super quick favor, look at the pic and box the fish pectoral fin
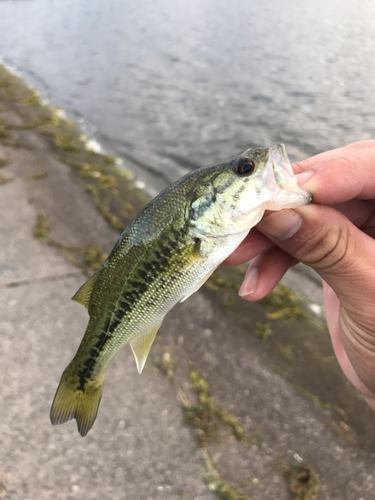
[130,320,163,374]
[72,270,101,310]
[180,267,218,303]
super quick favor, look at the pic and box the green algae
[28,171,48,180]
[0,174,12,186]
[187,370,251,500]
[54,243,107,275]
[0,157,10,168]
[52,131,81,152]
[274,342,293,362]
[77,245,108,273]
[260,283,307,322]
[32,212,50,241]
[98,204,123,231]
[32,212,107,275]
[0,474,6,499]
[279,462,321,500]
[0,117,10,139]
[254,321,272,340]
[23,92,41,106]
[203,473,251,500]
[287,377,348,423]
[0,63,149,240]
[329,419,357,444]
[187,367,248,445]
[206,266,318,327]
[158,353,253,500]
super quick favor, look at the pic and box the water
[0,0,374,193]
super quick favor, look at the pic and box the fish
[50,144,312,436]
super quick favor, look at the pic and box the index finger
[292,141,375,175]
[297,145,375,204]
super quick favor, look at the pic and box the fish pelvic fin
[50,367,105,437]
[72,270,101,310]
[130,320,163,374]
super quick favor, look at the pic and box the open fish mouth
[261,143,312,209]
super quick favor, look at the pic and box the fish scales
[50,144,312,436]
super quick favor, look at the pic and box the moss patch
[0,63,150,237]
[186,368,248,445]
[32,212,107,275]
[0,117,10,139]
[28,171,48,180]
[0,174,12,186]
[159,353,252,500]
[279,462,321,500]
[203,471,251,500]
[32,212,50,241]
[0,157,10,168]
[260,283,307,322]
[52,131,81,152]
[288,378,348,424]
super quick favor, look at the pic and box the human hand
[225,141,375,408]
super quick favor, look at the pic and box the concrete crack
[0,271,82,289]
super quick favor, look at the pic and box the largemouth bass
[51,144,312,436]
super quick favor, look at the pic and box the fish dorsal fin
[72,271,100,310]
[130,320,163,374]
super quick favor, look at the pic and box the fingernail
[257,210,302,241]
[239,266,259,297]
[295,170,314,186]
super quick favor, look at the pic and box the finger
[295,146,375,204]
[292,141,375,175]
[238,246,297,301]
[223,228,274,266]
[255,204,375,315]
[331,200,375,228]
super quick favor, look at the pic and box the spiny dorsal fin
[72,271,100,310]
[130,320,163,374]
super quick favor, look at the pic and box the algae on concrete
[28,171,48,180]
[0,63,149,238]
[0,173,12,186]
[159,352,253,500]
[32,212,107,275]
[32,212,50,242]
[0,157,10,168]
[280,462,321,500]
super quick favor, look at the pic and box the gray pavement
[0,143,214,500]
[1,121,375,500]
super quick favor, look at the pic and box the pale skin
[225,141,375,410]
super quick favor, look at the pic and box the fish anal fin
[180,267,217,303]
[72,271,100,310]
[130,320,163,374]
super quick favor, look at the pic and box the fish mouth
[261,144,312,209]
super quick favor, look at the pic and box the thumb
[255,204,374,313]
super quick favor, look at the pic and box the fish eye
[235,158,256,176]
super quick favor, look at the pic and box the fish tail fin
[50,366,106,437]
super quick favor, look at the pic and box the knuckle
[293,222,353,273]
